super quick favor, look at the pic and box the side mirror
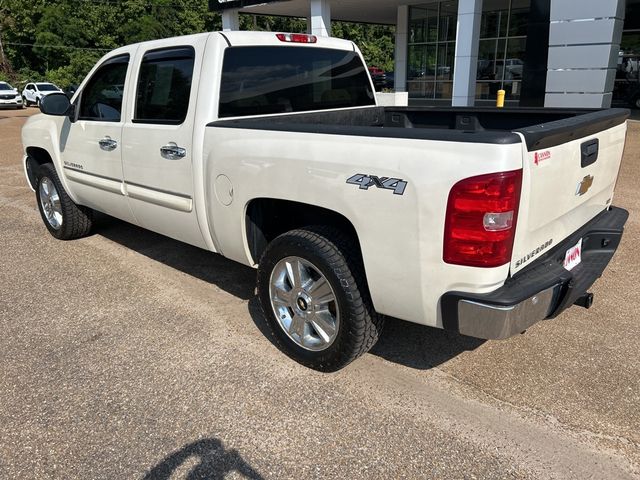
[40,93,71,116]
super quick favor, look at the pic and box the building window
[476,0,530,103]
[621,0,640,55]
[407,2,458,101]
[614,0,640,106]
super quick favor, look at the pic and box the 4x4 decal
[346,174,408,195]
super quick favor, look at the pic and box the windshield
[37,83,59,91]
[0,83,13,90]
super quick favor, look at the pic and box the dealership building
[212,0,640,108]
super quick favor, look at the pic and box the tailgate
[510,109,629,273]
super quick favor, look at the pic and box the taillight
[276,33,317,43]
[444,170,522,268]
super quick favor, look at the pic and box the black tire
[35,163,93,240]
[35,97,40,107]
[257,226,384,372]
[22,96,28,107]
[633,95,640,110]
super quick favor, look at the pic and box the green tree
[46,50,101,87]
[0,0,396,86]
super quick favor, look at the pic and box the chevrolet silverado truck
[22,31,629,371]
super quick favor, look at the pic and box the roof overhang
[210,0,436,25]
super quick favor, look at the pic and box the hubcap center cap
[296,296,309,311]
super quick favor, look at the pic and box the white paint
[510,123,626,274]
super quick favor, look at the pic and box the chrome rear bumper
[457,286,558,339]
[441,206,628,340]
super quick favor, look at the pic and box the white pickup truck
[22,31,629,371]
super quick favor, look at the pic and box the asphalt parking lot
[1,107,639,479]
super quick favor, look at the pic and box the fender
[21,114,81,204]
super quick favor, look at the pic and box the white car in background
[21,82,63,107]
[0,81,24,109]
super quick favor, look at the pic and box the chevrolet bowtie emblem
[576,175,594,196]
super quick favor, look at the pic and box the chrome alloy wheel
[39,177,63,229]
[269,256,340,351]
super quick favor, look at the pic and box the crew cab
[21,82,63,107]
[22,32,629,371]
[0,81,24,109]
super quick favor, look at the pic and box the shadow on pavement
[95,214,256,300]
[143,438,264,480]
[96,214,482,370]
[370,317,485,370]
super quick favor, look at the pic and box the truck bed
[211,106,629,149]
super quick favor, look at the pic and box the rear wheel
[257,226,383,371]
[35,163,93,240]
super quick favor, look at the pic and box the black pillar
[519,0,551,107]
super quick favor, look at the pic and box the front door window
[78,55,129,122]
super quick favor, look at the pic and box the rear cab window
[219,46,375,118]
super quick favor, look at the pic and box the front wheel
[35,163,93,240]
[257,226,383,371]
[22,96,29,107]
[633,95,640,110]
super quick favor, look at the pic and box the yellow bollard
[496,89,505,108]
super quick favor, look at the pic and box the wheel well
[246,198,361,264]
[25,147,53,190]
[26,147,53,166]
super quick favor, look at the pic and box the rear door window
[219,46,375,118]
[134,47,195,125]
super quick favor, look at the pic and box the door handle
[98,136,118,151]
[160,142,186,160]
[581,138,599,168]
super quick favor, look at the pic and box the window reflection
[407,2,457,100]
[476,0,530,102]
[613,0,640,106]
